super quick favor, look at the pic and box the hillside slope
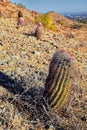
[0,1,87,130]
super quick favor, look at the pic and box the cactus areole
[44,50,74,110]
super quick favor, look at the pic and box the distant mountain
[63,12,87,21]
[62,12,87,15]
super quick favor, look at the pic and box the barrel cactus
[44,50,74,110]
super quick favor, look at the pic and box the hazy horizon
[10,0,87,14]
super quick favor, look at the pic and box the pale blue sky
[10,0,87,13]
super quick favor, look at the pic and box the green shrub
[35,13,57,31]
[17,3,26,9]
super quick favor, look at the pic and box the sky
[10,0,87,14]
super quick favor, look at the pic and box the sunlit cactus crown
[44,50,74,110]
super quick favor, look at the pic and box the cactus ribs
[44,50,74,110]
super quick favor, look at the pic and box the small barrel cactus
[44,50,74,110]
[34,22,44,40]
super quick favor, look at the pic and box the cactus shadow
[23,32,35,37]
[0,71,64,130]
[0,71,24,94]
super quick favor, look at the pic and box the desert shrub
[77,19,87,24]
[35,13,57,31]
[56,20,65,25]
[70,23,83,29]
[17,3,25,9]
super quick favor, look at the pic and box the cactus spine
[44,50,74,110]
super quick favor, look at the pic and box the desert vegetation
[77,19,87,24]
[0,1,87,130]
[35,13,57,31]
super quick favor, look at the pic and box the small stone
[48,125,55,130]
[35,51,41,56]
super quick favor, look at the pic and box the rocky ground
[0,13,87,130]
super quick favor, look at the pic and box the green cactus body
[44,50,73,110]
